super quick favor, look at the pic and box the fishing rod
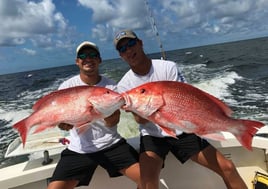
[144,0,166,60]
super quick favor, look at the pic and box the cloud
[0,0,68,47]
[50,0,266,56]
[22,48,36,55]
[1,0,268,50]
[78,0,150,40]
[159,0,268,36]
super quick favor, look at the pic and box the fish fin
[158,125,177,138]
[32,90,59,111]
[176,120,196,132]
[201,133,226,141]
[148,95,165,116]
[182,82,233,116]
[234,119,265,151]
[202,92,233,116]
[13,118,28,147]
[76,123,92,134]
[73,103,96,134]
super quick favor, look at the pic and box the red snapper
[122,81,264,150]
[13,86,124,147]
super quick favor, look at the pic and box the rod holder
[42,150,53,165]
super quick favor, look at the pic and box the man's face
[76,48,101,75]
[117,38,142,66]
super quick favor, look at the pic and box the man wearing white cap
[47,41,141,189]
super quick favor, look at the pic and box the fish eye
[140,88,146,93]
[106,90,110,94]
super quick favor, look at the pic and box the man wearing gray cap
[47,41,141,189]
[115,29,247,189]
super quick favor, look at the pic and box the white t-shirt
[58,75,122,153]
[117,59,186,138]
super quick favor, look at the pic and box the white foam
[194,71,242,101]
[0,109,31,125]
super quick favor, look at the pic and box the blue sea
[0,37,268,168]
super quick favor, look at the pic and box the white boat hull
[2,127,268,189]
[1,137,268,189]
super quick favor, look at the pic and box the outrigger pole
[144,0,166,60]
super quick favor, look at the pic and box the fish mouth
[121,93,131,110]
[118,96,126,107]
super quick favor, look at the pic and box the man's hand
[58,123,73,131]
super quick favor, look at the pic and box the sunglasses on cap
[117,38,138,53]
[77,52,99,60]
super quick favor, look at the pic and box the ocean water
[0,37,268,168]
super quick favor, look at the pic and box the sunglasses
[117,38,138,53]
[77,52,99,60]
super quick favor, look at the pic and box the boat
[1,1,267,188]
[1,125,268,189]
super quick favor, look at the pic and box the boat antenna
[144,0,166,60]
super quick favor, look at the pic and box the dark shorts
[140,133,210,164]
[50,138,139,186]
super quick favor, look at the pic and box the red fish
[13,86,124,147]
[122,81,265,150]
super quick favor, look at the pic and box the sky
[1,0,268,75]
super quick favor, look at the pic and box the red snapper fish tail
[234,119,265,150]
[13,118,29,147]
